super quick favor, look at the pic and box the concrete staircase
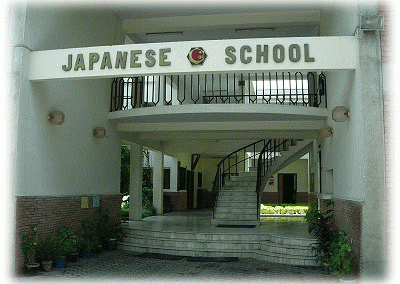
[211,169,259,226]
[211,139,313,227]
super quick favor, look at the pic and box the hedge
[260,204,309,215]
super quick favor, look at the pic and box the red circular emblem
[187,47,207,65]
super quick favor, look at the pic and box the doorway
[186,170,195,210]
[278,173,297,204]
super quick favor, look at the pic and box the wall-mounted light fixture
[320,126,333,138]
[360,14,384,32]
[332,106,350,122]
[48,110,65,125]
[93,127,107,138]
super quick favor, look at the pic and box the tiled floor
[20,211,335,283]
[25,249,336,283]
[127,209,314,240]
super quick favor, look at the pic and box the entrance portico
[12,2,387,278]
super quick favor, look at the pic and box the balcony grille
[110,72,326,112]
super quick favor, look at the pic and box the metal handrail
[211,139,268,218]
[110,72,326,112]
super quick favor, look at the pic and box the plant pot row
[35,239,118,273]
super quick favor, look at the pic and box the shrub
[36,235,58,262]
[55,226,81,256]
[305,202,354,277]
[329,230,355,277]
[142,187,156,218]
[80,207,125,248]
[21,228,38,264]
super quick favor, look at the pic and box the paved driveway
[23,249,336,283]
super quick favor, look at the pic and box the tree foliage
[120,146,130,195]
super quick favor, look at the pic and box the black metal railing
[255,139,293,218]
[110,72,326,112]
[211,139,269,218]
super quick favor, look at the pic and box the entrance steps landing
[120,211,317,267]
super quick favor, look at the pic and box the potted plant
[36,235,58,272]
[79,239,94,259]
[101,214,125,251]
[21,227,40,270]
[53,235,67,268]
[80,217,100,257]
[57,226,81,262]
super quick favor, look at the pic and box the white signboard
[29,36,358,81]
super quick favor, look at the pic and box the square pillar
[152,150,164,215]
[129,142,143,220]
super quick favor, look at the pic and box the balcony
[108,71,328,155]
[110,71,326,112]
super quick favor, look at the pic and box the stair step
[217,196,257,202]
[210,219,260,226]
[230,175,257,182]
[215,207,257,214]
[224,181,256,187]
[216,202,257,208]
[213,212,258,218]
[121,221,317,267]
[221,189,255,193]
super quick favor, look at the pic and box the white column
[152,150,164,215]
[129,142,143,220]
[313,139,320,195]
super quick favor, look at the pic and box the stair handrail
[211,138,269,218]
[256,139,291,218]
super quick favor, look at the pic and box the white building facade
[11,1,389,278]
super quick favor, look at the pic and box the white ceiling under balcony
[111,2,321,44]
[111,104,328,157]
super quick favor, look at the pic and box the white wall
[13,5,123,196]
[318,4,367,201]
[163,155,178,192]
[320,4,359,37]
[320,70,366,201]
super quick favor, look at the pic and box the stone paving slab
[20,249,337,283]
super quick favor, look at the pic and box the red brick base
[332,198,362,274]
[14,194,121,275]
[319,198,362,274]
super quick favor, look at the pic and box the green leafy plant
[329,230,354,277]
[80,207,125,249]
[55,226,81,256]
[36,235,58,262]
[21,228,38,264]
[305,202,354,277]
[305,202,337,265]
[142,187,156,218]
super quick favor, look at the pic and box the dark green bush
[305,202,355,277]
